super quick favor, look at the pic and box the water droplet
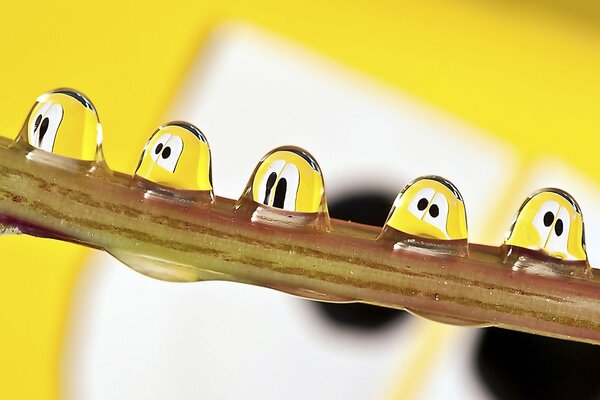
[505,188,587,261]
[504,188,590,278]
[134,121,214,203]
[16,88,103,162]
[236,146,330,231]
[109,249,226,282]
[434,293,440,301]
[378,175,468,257]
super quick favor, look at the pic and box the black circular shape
[544,211,554,227]
[555,219,564,237]
[429,204,440,218]
[317,302,403,331]
[313,191,407,331]
[476,328,600,400]
[155,143,163,155]
[329,192,395,226]
[162,146,171,159]
[417,198,428,211]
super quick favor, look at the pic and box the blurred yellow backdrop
[0,0,599,398]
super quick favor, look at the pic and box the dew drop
[109,249,226,282]
[133,121,214,203]
[17,88,103,162]
[235,145,330,231]
[504,188,589,274]
[378,175,468,257]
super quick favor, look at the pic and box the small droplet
[378,175,468,257]
[134,121,214,202]
[17,88,103,161]
[505,188,587,262]
[110,249,224,282]
[236,146,330,230]
[0,221,21,236]
[434,293,440,301]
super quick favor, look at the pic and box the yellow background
[0,1,599,398]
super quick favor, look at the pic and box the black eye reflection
[263,172,277,204]
[555,219,564,236]
[39,118,49,141]
[34,114,42,131]
[273,178,287,209]
[154,143,172,159]
[417,197,439,218]
[544,211,554,227]
[543,211,564,237]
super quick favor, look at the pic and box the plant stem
[1,137,599,344]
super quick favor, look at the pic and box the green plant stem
[1,137,600,344]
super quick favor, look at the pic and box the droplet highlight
[237,146,330,230]
[0,221,21,236]
[505,188,587,262]
[379,176,468,256]
[134,122,213,200]
[18,88,102,161]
